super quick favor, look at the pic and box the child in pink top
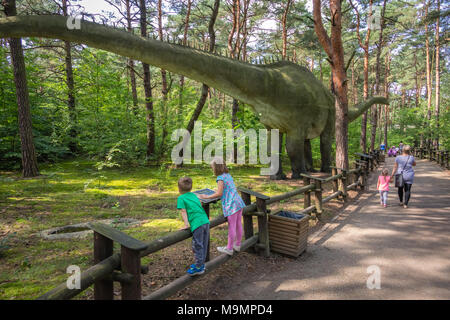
[377,169,392,207]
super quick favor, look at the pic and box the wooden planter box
[268,211,309,257]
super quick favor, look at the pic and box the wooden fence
[412,147,450,170]
[37,151,383,300]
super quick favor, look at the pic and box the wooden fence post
[121,246,142,300]
[93,232,114,300]
[303,176,311,209]
[331,168,338,193]
[256,197,270,257]
[88,223,147,300]
[313,180,323,217]
[338,169,348,201]
[240,191,254,253]
[201,202,211,262]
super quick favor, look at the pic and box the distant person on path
[391,145,416,209]
[177,177,210,276]
[388,146,396,157]
[380,143,386,153]
[198,156,246,256]
[377,169,392,208]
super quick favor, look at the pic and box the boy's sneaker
[383,204,387,208]
[217,246,233,256]
[233,244,241,252]
[187,264,205,276]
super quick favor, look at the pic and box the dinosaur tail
[348,96,389,122]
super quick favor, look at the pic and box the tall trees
[349,0,373,153]
[185,0,220,136]
[434,0,440,147]
[139,0,155,159]
[424,0,433,146]
[125,0,139,115]
[178,0,192,126]
[2,0,39,177]
[62,0,78,154]
[369,0,387,152]
[313,0,349,170]
[228,0,241,135]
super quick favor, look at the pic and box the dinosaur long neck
[0,15,265,105]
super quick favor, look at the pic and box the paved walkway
[223,158,450,299]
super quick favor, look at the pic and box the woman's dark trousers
[398,183,412,205]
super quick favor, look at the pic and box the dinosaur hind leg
[286,134,307,179]
[305,139,317,172]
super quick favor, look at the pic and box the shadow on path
[220,158,450,299]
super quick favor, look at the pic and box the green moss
[0,158,301,300]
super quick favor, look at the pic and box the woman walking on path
[391,145,416,208]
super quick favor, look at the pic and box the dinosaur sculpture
[0,16,388,178]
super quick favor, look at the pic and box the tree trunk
[178,0,192,127]
[351,59,358,106]
[126,0,139,115]
[360,51,369,153]
[281,0,292,59]
[62,0,78,154]
[313,0,349,170]
[434,0,440,147]
[384,51,390,148]
[369,0,386,152]
[158,0,170,159]
[139,0,155,159]
[3,0,39,177]
[424,0,433,146]
[350,0,373,154]
[178,0,220,167]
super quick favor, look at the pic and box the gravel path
[221,158,450,299]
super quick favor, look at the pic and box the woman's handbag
[395,155,410,188]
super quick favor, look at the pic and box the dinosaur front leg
[320,134,332,173]
[320,109,334,173]
[266,127,286,180]
[286,134,307,179]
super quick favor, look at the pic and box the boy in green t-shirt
[177,177,210,276]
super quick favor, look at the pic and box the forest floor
[0,157,363,300]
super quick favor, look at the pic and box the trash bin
[268,210,309,257]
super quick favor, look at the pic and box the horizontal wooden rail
[266,184,316,205]
[37,253,121,300]
[323,191,343,203]
[143,235,259,300]
[37,154,373,300]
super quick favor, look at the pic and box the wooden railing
[412,147,449,170]
[37,151,383,300]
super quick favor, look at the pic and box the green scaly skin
[0,16,388,178]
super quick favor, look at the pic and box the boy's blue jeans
[379,190,388,205]
[192,224,210,268]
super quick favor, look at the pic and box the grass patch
[0,157,305,300]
